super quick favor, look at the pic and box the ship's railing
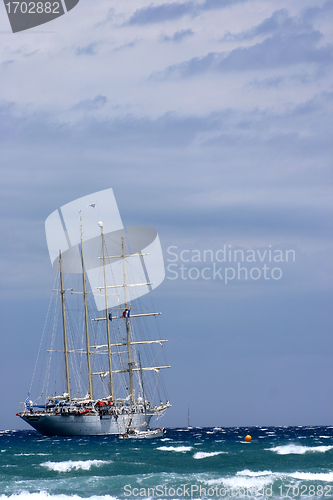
[19,402,26,412]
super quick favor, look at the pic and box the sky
[0,0,332,430]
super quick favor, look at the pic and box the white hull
[20,412,153,436]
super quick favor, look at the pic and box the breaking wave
[41,460,111,472]
[157,446,192,452]
[268,444,333,455]
[0,494,119,500]
[193,451,227,459]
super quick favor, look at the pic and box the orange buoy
[244,435,252,442]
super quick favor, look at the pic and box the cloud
[72,95,108,111]
[75,42,99,56]
[248,76,285,89]
[161,29,194,43]
[1,90,332,161]
[127,0,248,25]
[113,40,138,52]
[95,7,115,28]
[1,59,14,67]
[301,0,333,24]
[127,2,196,25]
[223,8,312,42]
[153,32,333,79]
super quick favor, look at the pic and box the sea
[1,427,333,500]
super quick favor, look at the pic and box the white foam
[201,469,333,491]
[288,472,333,481]
[237,470,273,477]
[41,460,111,472]
[268,444,333,455]
[14,453,49,457]
[0,492,119,500]
[194,451,227,459]
[157,446,192,452]
[205,474,273,490]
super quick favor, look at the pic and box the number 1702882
[5,2,60,14]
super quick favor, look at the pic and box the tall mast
[138,352,146,413]
[80,212,94,400]
[122,236,134,404]
[98,221,114,400]
[59,250,71,401]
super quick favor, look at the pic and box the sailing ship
[17,189,171,436]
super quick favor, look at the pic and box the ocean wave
[41,460,111,472]
[205,474,273,490]
[157,446,192,452]
[237,470,273,477]
[14,453,49,457]
[0,492,119,500]
[268,444,333,455]
[193,451,227,459]
[288,472,333,481]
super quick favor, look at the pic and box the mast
[98,221,114,400]
[59,250,71,401]
[80,212,94,400]
[122,236,134,404]
[138,352,146,413]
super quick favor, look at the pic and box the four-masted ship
[17,190,170,436]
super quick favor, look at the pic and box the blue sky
[0,0,332,429]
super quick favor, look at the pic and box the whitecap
[157,446,192,452]
[205,474,273,490]
[0,492,119,500]
[14,453,35,456]
[288,472,333,481]
[193,451,227,459]
[237,470,273,477]
[268,444,333,455]
[41,459,111,472]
